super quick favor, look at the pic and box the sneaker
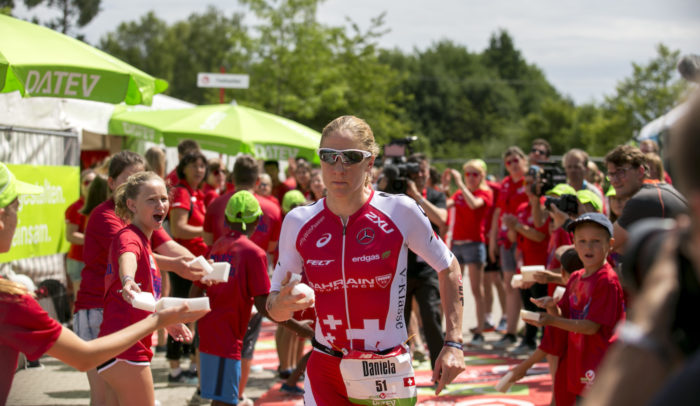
[496,318,508,334]
[238,397,254,406]
[468,333,485,347]
[168,371,198,386]
[280,383,305,395]
[491,333,517,349]
[184,368,198,378]
[469,321,496,334]
[412,349,427,362]
[511,340,537,355]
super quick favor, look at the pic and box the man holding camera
[401,153,448,370]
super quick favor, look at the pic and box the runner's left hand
[432,345,465,395]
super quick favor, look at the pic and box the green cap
[0,162,43,208]
[282,190,306,213]
[605,186,616,197]
[546,183,577,197]
[224,190,262,230]
[577,189,603,212]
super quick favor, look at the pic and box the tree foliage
[95,1,688,161]
[22,0,101,36]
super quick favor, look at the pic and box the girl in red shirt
[98,171,194,405]
[445,159,493,346]
[64,169,96,304]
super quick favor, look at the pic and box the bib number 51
[376,380,388,392]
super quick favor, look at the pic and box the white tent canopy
[0,92,193,134]
[637,102,688,142]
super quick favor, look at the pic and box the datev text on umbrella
[0,14,168,105]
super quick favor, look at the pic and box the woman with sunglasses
[203,158,227,207]
[488,146,529,349]
[266,115,465,404]
[444,159,493,347]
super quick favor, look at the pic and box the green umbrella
[109,104,322,163]
[0,15,168,105]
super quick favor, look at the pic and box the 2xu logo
[365,212,395,234]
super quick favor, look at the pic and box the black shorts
[484,243,500,272]
[241,312,263,360]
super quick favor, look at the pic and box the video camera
[527,162,567,196]
[544,194,579,216]
[380,136,419,195]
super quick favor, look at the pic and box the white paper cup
[511,274,523,288]
[553,286,566,303]
[520,265,544,282]
[520,309,541,322]
[132,292,156,312]
[187,256,213,274]
[202,262,230,282]
[291,282,315,303]
[495,371,514,392]
[155,297,211,312]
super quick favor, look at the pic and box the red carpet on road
[252,321,552,406]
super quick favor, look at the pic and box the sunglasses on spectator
[531,148,547,155]
[317,148,371,165]
[82,179,92,186]
[505,158,520,166]
[464,171,481,178]
[212,168,226,175]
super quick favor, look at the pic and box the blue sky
[14,0,700,104]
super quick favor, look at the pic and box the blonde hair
[113,171,164,220]
[145,147,166,178]
[321,115,380,156]
[321,116,379,186]
[462,159,488,190]
[0,279,27,298]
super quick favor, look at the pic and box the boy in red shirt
[524,212,625,404]
[190,191,271,405]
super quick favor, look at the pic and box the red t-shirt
[1,291,63,403]
[272,182,292,204]
[201,183,220,208]
[169,183,208,256]
[65,197,86,261]
[496,176,527,248]
[166,169,179,188]
[559,262,625,395]
[449,188,493,242]
[98,224,162,362]
[204,190,282,253]
[515,201,550,267]
[75,200,171,312]
[484,180,500,237]
[196,232,270,359]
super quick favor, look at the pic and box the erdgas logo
[352,254,380,263]
[316,233,332,248]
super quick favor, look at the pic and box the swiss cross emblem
[403,377,415,387]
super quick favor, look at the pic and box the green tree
[240,0,407,139]
[603,44,689,138]
[99,8,250,104]
[482,30,559,116]
[22,0,101,37]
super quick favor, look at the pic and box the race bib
[339,344,416,405]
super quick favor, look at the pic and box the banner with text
[0,164,79,263]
